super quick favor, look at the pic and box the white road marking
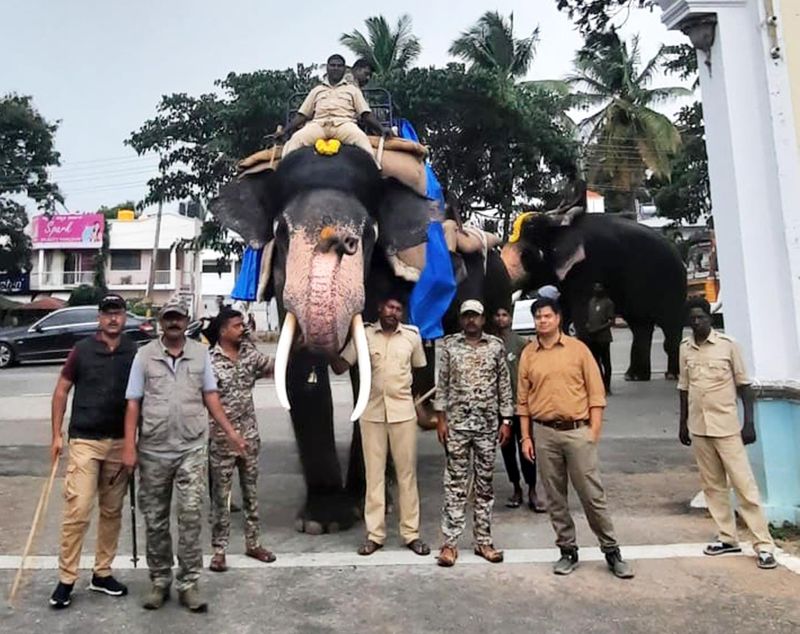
[0,542,797,573]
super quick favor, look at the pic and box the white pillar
[659,0,800,522]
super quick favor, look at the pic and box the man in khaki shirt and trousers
[518,297,633,578]
[679,297,777,569]
[335,295,430,556]
[281,54,387,160]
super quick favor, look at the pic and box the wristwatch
[501,419,512,427]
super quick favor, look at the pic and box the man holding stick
[49,294,137,609]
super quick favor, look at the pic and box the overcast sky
[1,0,688,214]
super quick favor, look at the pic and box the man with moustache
[122,300,247,613]
[49,294,137,609]
[334,294,430,557]
[434,300,513,567]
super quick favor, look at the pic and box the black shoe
[605,549,635,579]
[49,581,74,609]
[88,574,128,597]
[553,548,579,575]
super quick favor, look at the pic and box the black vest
[68,334,137,440]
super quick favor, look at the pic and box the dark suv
[0,306,155,368]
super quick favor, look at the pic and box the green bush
[67,285,102,306]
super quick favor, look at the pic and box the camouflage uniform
[208,340,273,553]
[433,333,514,546]
[138,447,207,590]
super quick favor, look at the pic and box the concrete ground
[0,331,798,633]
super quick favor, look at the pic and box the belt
[534,419,589,431]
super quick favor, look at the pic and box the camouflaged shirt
[433,332,514,432]
[209,341,273,442]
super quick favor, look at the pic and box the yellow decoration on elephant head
[314,138,341,156]
[509,211,536,243]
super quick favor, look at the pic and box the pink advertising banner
[31,213,105,249]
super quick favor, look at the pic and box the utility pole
[145,198,163,314]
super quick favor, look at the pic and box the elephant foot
[624,372,651,382]
[294,489,359,535]
[664,372,678,381]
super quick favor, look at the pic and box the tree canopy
[340,14,422,75]
[0,94,62,273]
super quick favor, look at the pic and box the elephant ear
[549,216,587,280]
[208,171,277,248]
[377,178,434,254]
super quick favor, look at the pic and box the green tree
[340,14,422,75]
[555,1,650,38]
[127,66,318,256]
[557,33,689,210]
[449,11,539,80]
[0,94,62,273]
[385,65,577,234]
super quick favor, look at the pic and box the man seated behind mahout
[280,54,388,161]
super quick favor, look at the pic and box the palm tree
[340,14,421,76]
[562,33,690,209]
[449,11,539,80]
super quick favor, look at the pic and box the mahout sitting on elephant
[210,142,510,534]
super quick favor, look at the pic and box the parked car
[0,305,155,368]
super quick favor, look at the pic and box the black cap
[99,294,126,311]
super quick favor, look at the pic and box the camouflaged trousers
[209,437,261,552]
[441,428,497,547]
[138,446,207,591]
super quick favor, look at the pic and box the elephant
[210,143,510,534]
[502,210,687,380]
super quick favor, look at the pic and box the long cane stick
[129,476,138,568]
[8,458,60,606]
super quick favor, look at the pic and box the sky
[1,0,689,215]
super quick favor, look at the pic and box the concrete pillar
[659,0,800,522]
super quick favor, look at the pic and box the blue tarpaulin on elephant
[395,118,445,211]
[409,222,456,339]
[231,246,262,301]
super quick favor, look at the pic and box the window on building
[155,249,171,271]
[111,250,142,271]
[202,259,232,274]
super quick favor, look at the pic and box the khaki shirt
[342,322,426,423]
[517,334,606,421]
[297,78,371,127]
[678,329,750,437]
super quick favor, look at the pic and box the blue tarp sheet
[231,246,262,302]
[409,222,456,339]
[395,118,445,211]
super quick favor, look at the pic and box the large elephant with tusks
[211,143,510,534]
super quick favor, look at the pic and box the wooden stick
[8,458,60,607]
[269,125,283,169]
[376,135,386,170]
[414,386,437,407]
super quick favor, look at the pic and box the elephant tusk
[274,312,296,411]
[350,314,372,422]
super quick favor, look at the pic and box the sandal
[246,546,276,563]
[505,490,522,508]
[209,551,227,572]
[406,539,431,556]
[357,540,383,556]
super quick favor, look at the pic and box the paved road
[1,330,798,632]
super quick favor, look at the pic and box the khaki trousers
[282,121,376,160]
[534,424,619,552]
[58,439,128,584]
[360,418,420,544]
[691,433,775,552]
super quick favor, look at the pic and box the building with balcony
[28,210,202,310]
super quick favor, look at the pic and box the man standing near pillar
[678,297,777,569]
[519,297,633,578]
[122,301,247,612]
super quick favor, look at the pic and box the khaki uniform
[517,335,620,553]
[282,79,375,159]
[342,322,427,545]
[678,330,774,552]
